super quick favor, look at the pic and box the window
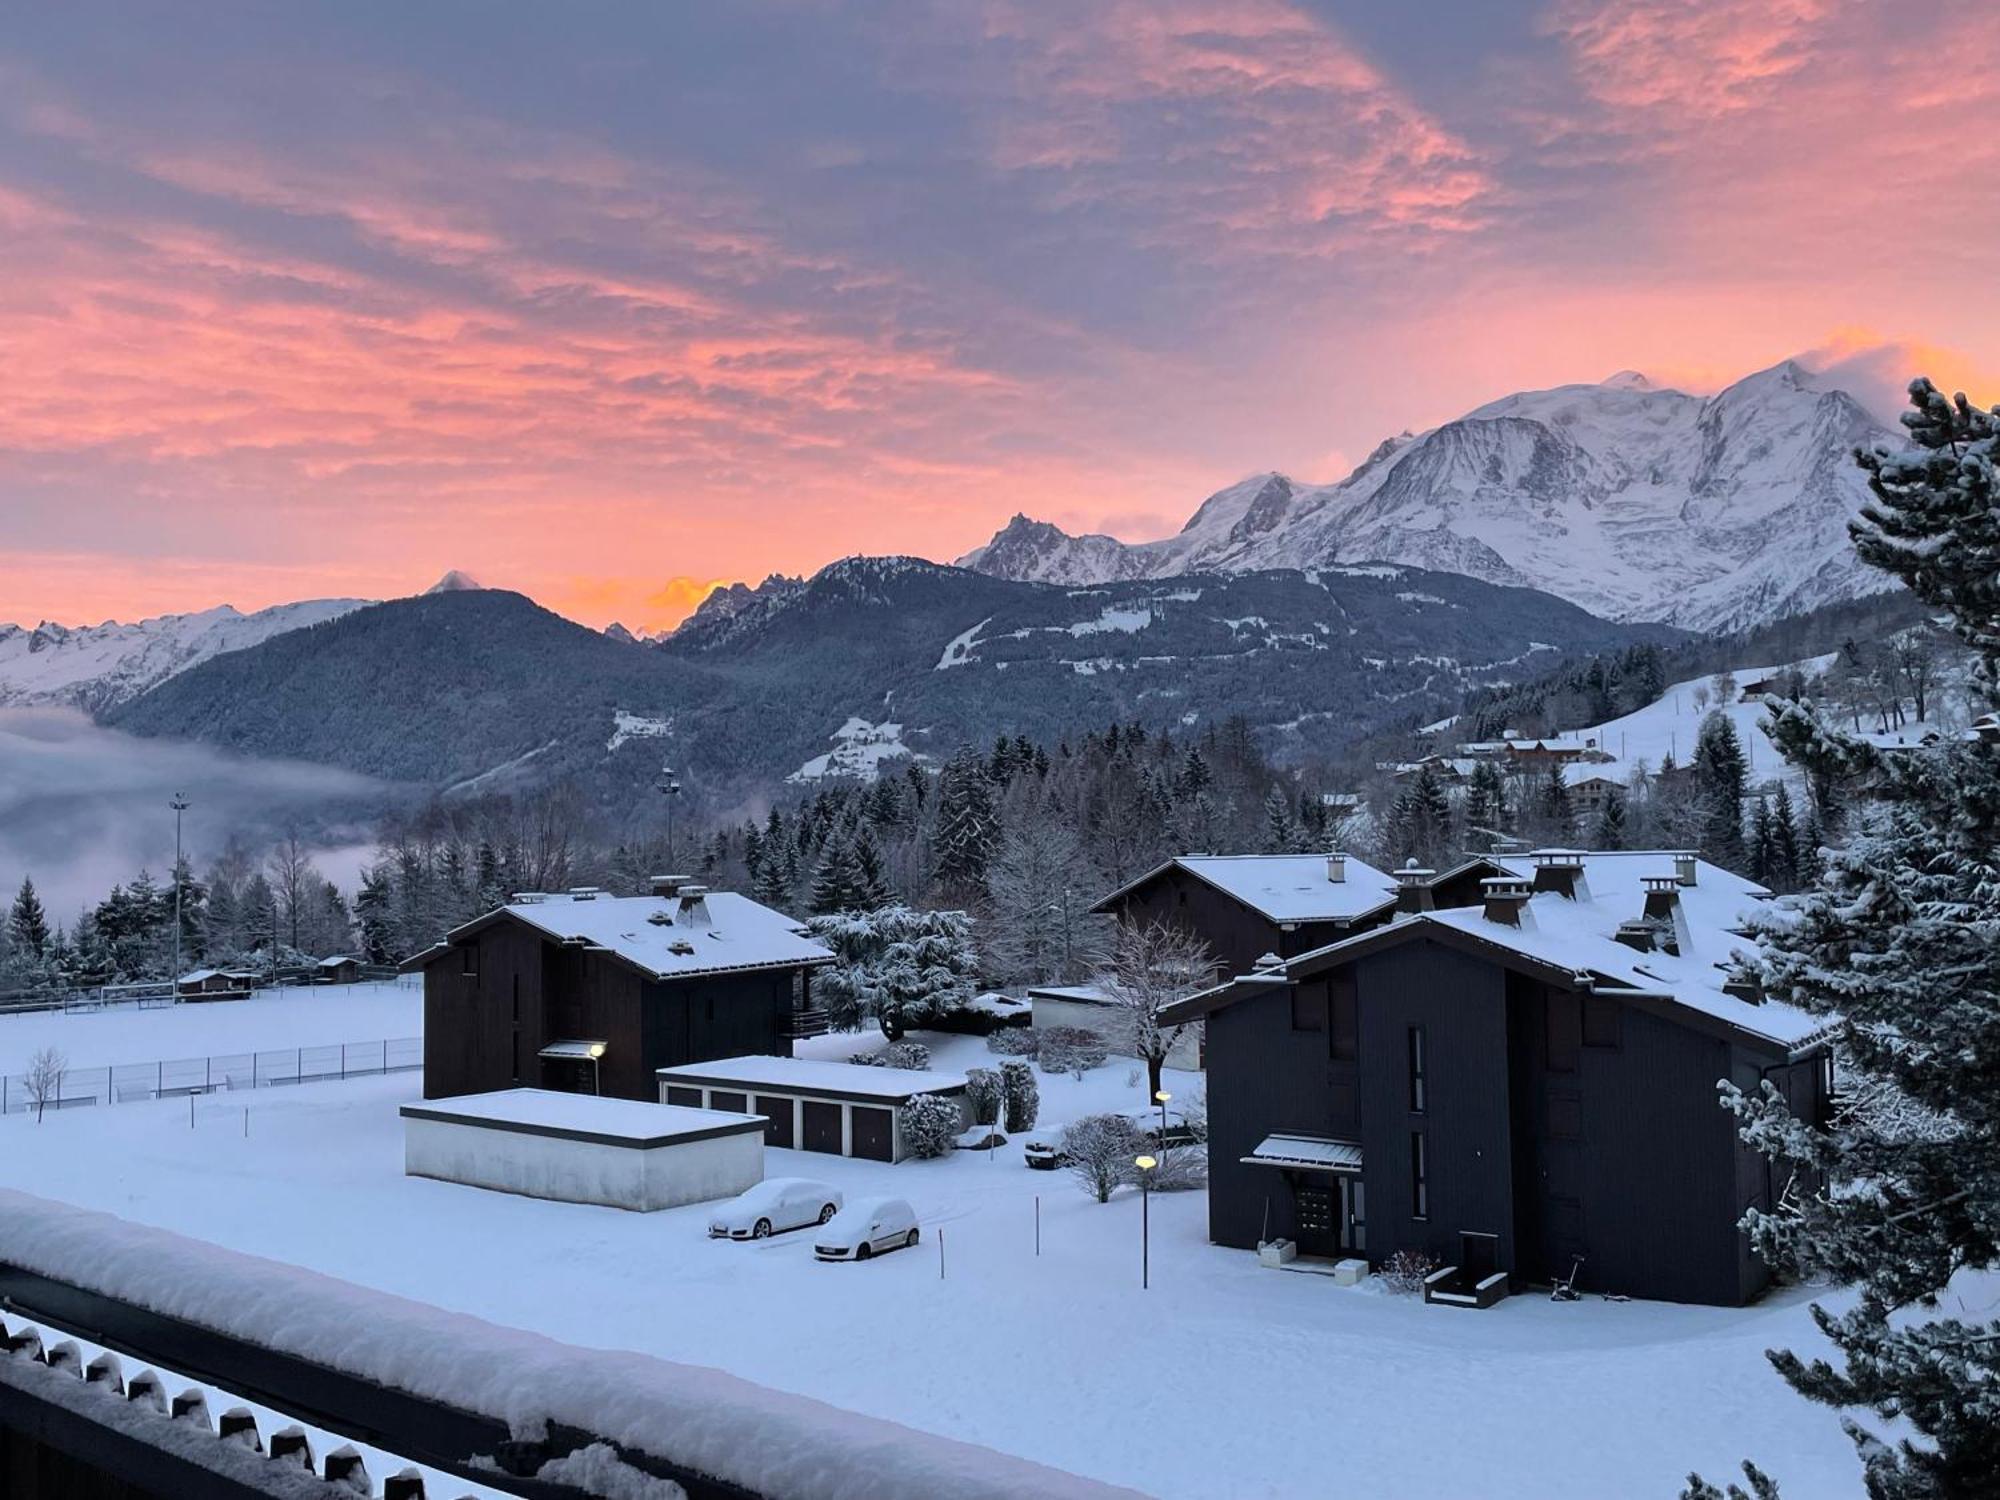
[460,943,479,978]
[1407,1025,1428,1113]
[1410,1131,1429,1220]
[1582,995,1620,1049]
[1548,1090,1583,1141]
[1291,980,1324,1032]
[511,975,520,1025]
[1329,972,1358,1062]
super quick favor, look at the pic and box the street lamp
[169,793,190,995]
[1154,1088,1172,1141]
[1134,1154,1158,1290]
[655,764,683,871]
[587,1040,607,1096]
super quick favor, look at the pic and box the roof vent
[1394,861,1435,915]
[1530,849,1588,900]
[1481,876,1534,928]
[1674,853,1699,888]
[646,910,675,926]
[1252,951,1285,971]
[650,873,690,898]
[1325,851,1347,884]
[1613,918,1658,953]
[1721,974,1762,1004]
[568,887,603,901]
[668,939,696,956]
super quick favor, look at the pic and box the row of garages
[657,1056,968,1164]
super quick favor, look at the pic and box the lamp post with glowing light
[587,1040,606,1096]
[1134,1154,1157,1289]
[169,793,190,992]
[1154,1088,1171,1142]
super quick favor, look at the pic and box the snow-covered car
[955,1122,1007,1151]
[708,1178,844,1240]
[813,1197,919,1261]
[1022,1128,1068,1170]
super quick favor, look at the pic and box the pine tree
[1771,783,1802,892]
[1260,785,1299,853]
[1748,795,1776,884]
[8,877,50,965]
[1536,759,1573,845]
[1694,378,2000,1499]
[931,747,999,895]
[1593,787,1627,851]
[354,865,395,963]
[808,834,863,915]
[1693,712,1749,867]
[1463,760,1508,842]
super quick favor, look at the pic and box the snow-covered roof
[316,954,358,967]
[1102,853,1397,924]
[436,891,833,981]
[402,1088,765,1146]
[1027,983,1110,1005]
[1242,1134,1363,1173]
[657,1055,968,1101]
[1167,851,1824,1051]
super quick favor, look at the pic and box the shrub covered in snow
[1000,1061,1038,1132]
[1380,1249,1440,1295]
[848,1050,885,1067]
[1037,1026,1109,1079]
[899,1094,961,1159]
[1060,1113,1144,1202]
[965,1067,1002,1125]
[984,1027,1039,1059]
[849,1041,934,1071]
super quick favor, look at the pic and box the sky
[1,1,1995,633]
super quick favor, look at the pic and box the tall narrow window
[1407,1025,1428,1113]
[460,943,479,978]
[1410,1131,1429,1220]
[1291,980,1324,1032]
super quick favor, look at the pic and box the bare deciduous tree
[25,1046,66,1123]
[1095,918,1217,1098]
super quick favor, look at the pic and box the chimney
[1481,876,1534,929]
[676,885,712,927]
[1722,973,1763,1004]
[1641,874,1688,955]
[1394,861,1435,916]
[1325,851,1347,884]
[1613,919,1658,953]
[1530,849,1588,901]
[650,873,690,899]
[1674,852,1699,888]
[511,891,548,905]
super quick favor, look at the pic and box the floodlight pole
[170,793,190,994]
[656,764,683,872]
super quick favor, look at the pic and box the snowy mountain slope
[0,598,369,713]
[958,360,1901,631]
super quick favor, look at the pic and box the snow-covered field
[0,1023,1865,1499]
[1561,660,1836,782]
[0,978,421,1071]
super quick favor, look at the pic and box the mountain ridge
[956,359,1902,630]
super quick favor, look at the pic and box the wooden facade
[1196,933,1827,1306]
[417,914,814,1103]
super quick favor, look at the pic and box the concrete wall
[405,1117,763,1211]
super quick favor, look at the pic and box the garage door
[851,1105,894,1162]
[756,1094,794,1148]
[710,1090,749,1115]
[802,1100,843,1154]
[664,1086,702,1108]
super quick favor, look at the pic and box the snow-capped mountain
[958,359,1901,630]
[0,598,370,713]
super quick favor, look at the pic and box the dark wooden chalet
[1092,852,1506,977]
[405,877,833,1103]
[1159,850,1831,1306]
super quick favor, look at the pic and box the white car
[813,1196,920,1261]
[708,1178,844,1240]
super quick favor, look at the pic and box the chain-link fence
[0,1037,422,1115]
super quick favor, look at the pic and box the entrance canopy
[538,1039,608,1061]
[1241,1133,1363,1174]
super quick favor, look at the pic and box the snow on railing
[0,1305,509,1499]
[0,1038,422,1116]
[0,1189,1149,1500]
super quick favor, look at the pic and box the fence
[0,1037,422,1116]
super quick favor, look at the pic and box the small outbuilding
[401,1088,766,1212]
[657,1056,968,1163]
[315,955,363,984]
[176,969,258,1001]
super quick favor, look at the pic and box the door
[802,1100,843,1154]
[709,1090,749,1116]
[851,1106,894,1162]
[664,1085,702,1108]
[1294,1183,1337,1257]
[1461,1231,1500,1280]
[1341,1178,1367,1253]
[756,1095,794,1148]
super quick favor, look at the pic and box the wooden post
[938,1228,945,1280]
[1035,1196,1041,1257]
[189,1093,195,1130]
